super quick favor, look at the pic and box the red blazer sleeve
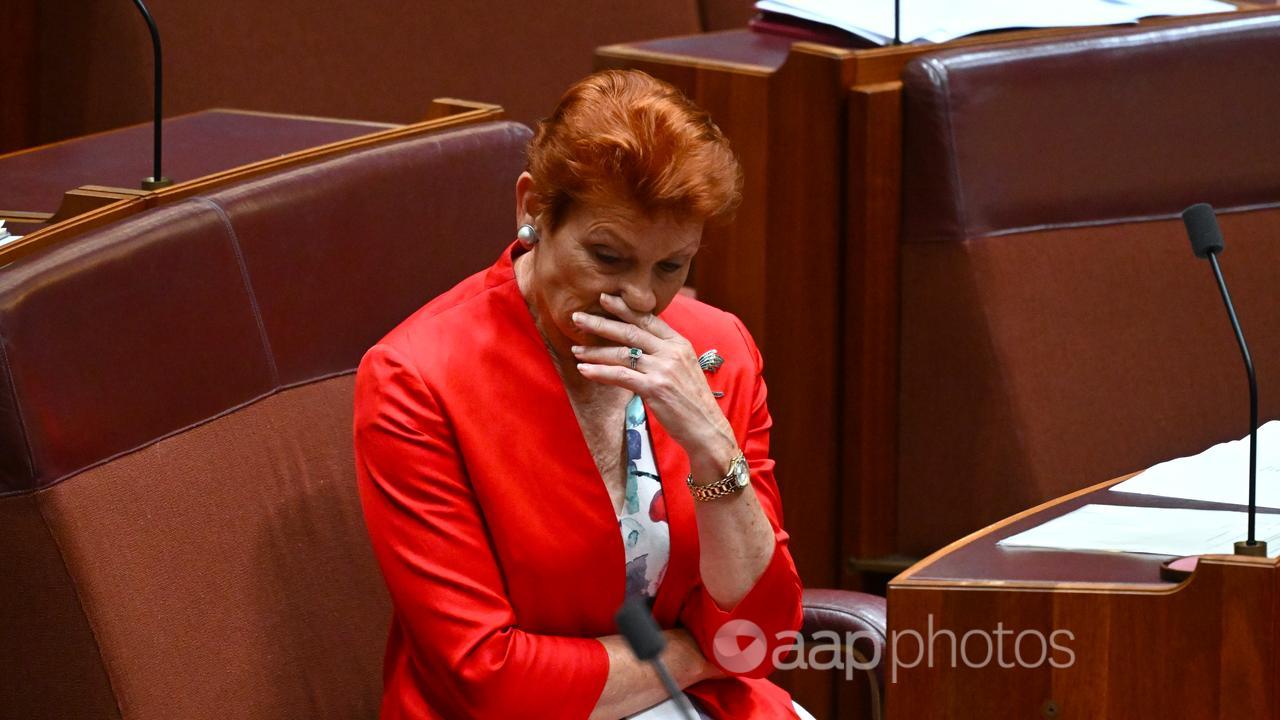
[354,343,609,716]
[682,317,805,679]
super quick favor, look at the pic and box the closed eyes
[591,248,685,275]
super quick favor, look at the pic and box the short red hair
[526,70,742,230]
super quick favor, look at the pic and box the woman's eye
[594,252,621,265]
[658,262,684,274]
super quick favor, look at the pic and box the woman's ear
[514,172,537,228]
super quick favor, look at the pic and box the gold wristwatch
[686,452,749,502]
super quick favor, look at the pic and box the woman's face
[520,189,702,348]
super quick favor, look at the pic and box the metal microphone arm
[1207,251,1262,554]
[130,0,172,189]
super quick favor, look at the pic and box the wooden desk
[0,109,399,219]
[0,100,503,265]
[888,475,1280,717]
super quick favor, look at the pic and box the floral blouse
[621,395,669,600]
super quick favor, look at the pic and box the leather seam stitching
[936,12,1280,72]
[0,370,355,498]
[975,199,1280,240]
[905,198,1280,243]
[195,197,281,387]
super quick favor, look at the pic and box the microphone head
[615,596,666,661]
[1182,203,1224,258]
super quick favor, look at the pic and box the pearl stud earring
[517,223,540,245]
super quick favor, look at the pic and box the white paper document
[1111,420,1280,508]
[756,0,1235,46]
[997,504,1280,558]
[0,220,21,247]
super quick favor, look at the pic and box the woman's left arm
[574,294,804,677]
[681,342,783,609]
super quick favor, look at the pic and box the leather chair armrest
[802,589,886,649]
[801,588,887,720]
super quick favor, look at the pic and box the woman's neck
[514,250,588,389]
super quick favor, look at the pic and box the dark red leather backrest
[0,120,531,494]
[0,119,530,719]
[901,11,1280,245]
[896,13,1280,556]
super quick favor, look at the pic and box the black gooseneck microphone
[893,0,902,45]
[1182,203,1265,557]
[131,0,172,190]
[615,597,699,720]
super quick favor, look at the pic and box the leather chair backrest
[896,12,1280,555]
[0,120,530,719]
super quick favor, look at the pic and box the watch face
[734,458,750,488]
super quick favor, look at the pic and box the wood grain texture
[764,45,856,592]
[842,82,902,577]
[0,0,39,155]
[888,555,1280,718]
[889,472,1278,717]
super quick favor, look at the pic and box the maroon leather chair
[0,117,884,719]
[896,11,1280,558]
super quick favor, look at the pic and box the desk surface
[601,6,1260,77]
[0,109,397,215]
[896,472,1280,587]
[603,30,794,72]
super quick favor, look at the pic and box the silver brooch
[698,349,724,374]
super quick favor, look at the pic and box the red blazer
[354,243,804,719]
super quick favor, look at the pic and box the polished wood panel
[843,82,902,577]
[888,475,1280,718]
[0,0,39,155]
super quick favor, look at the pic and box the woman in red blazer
[354,70,807,719]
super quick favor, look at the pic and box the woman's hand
[575,294,777,612]
[571,293,738,470]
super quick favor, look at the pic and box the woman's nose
[620,278,657,314]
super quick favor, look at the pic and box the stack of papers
[1112,420,1280,508]
[998,423,1280,558]
[0,221,22,248]
[998,504,1280,558]
[756,0,1236,45]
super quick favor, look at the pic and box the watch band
[686,452,747,502]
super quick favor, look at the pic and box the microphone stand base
[1234,540,1268,557]
[141,177,173,190]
